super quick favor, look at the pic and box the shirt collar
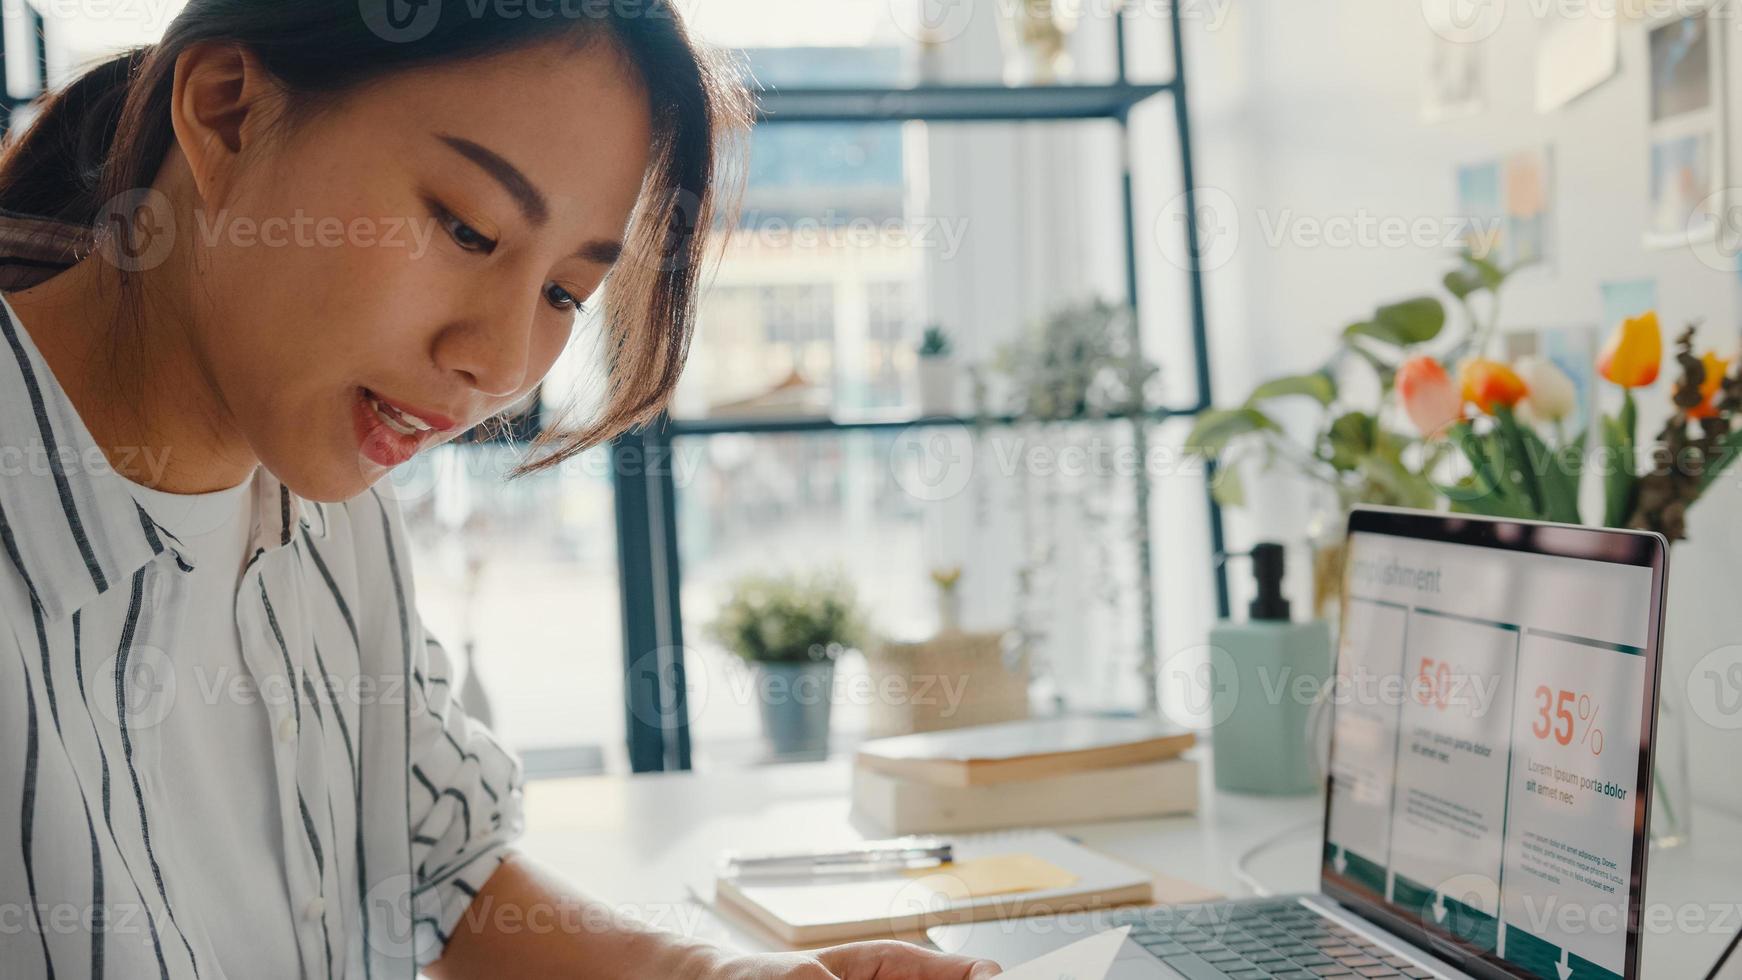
[0,211,322,621]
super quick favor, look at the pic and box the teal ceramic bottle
[1209,543,1334,796]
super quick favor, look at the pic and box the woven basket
[863,630,1030,738]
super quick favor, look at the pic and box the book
[712,830,1154,946]
[854,716,1197,788]
[852,757,1200,834]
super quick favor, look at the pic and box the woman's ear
[167,40,284,211]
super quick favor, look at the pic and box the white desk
[518,760,1741,977]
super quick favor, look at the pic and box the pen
[720,837,954,878]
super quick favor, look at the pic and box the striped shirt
[0,212,525,979]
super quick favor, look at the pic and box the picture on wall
[1649,12,1713,122]
[1645,7,1725,247]
[1503,147,1554,268]
[1649,132,1718,241]
[1456,160,1503,259]
[1456,147,1555,269]
[1425,35,1485,122]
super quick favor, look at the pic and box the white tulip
[1516,355,1578,424]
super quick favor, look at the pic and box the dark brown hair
[0,0,748,475]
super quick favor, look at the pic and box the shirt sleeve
[404,616,526,967]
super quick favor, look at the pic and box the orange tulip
[1597,312,1662,389]
[1396,356,1463,436]
[1459,359,1529,415]
[1689,351,1731,419]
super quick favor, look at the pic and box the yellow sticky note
[904,853,1080,901]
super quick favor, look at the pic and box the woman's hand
[712,940,1002,979]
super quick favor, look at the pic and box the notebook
[711,829,1154,946]
[855,716,1196,788]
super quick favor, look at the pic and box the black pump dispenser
[1247,542,1290,622]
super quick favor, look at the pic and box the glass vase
[1649,683,1694,849]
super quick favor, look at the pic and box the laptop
[1712,932,1742,980]
[931,507,1669,980]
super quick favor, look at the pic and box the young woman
[0,2,1001,977]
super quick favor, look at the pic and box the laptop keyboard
[1108,899,1439,979]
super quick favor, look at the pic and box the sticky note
[903,853,1080,901]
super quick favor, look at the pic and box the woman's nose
[433,305,534,399]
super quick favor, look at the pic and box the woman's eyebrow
[436,131,626,265]
[438,132,549,225]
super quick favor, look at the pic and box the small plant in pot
[916,324,957,416]
[707,570,867,760]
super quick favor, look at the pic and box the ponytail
[0,47,147,228]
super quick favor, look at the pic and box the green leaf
[1344,341,1400,391]
[1442,421,1524,515]
[1466,253,1507,289]
[1187,407,1277,458]
[1210,463,1246,507]
[1698,427,1742,495]
[1493,407,1545,517]
[1247,371,1337,407]
[1344,297,1447,348]
[1536,430,1587,524]
[1600,394,1638,528]
[1325,412,1378,472]
[1444,268,1482,301]
[1441,479,1536,519]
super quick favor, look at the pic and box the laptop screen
[1322,510,1665,980]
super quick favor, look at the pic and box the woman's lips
[354,386,435,468]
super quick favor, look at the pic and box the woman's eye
[545,283,584,313]
[439,210,496,254]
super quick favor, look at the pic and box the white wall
[1179,0,1742,815]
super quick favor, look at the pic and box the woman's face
[186,39,653,502]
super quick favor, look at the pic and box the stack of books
[851,716,1200,834]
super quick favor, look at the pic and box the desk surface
[519,759,1741,976]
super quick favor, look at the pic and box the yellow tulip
[1598,312,1662,389]
[1459,359,1529,415]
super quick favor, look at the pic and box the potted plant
[916,324,957,416]
[930,565,963,633]
[707,570,866,760]
[863,567,1030,738]
[994,0,1082,86]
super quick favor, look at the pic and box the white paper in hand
[991,926,1131,980]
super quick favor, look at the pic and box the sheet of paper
[995,926,1131,980]
[904,853,1079,901]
